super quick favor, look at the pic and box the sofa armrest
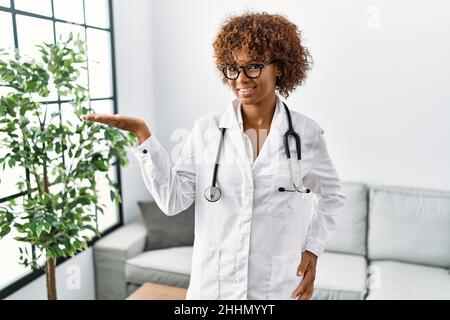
[93,219,147,299]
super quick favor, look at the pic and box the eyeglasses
[220,60,276,80]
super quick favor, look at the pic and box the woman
[84,12,345,300]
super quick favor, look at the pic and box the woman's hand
[292,250,318,300]
[83,114,151,145]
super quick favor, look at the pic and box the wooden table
[127,282,187,300]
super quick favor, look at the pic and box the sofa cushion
[368,185,450,268]
[138,201,194,250]
[326,182,368,256]
[125,246,192,288]
[366,260,450,300]
[313,251,367,300]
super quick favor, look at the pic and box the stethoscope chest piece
[204,186,221,202]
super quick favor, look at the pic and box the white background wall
[7,0,450,299]
[113,0,155,223]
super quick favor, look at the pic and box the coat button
[143,149,148,154]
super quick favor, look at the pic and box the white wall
[148,0,450,191]
[113,0,156,223]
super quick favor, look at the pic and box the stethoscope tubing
[205,102,310,202]
[211,127,226,187]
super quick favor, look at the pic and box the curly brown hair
[213,12,312,98]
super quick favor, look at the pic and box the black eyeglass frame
[220,59,277,80]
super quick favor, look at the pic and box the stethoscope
[204,102,310,203]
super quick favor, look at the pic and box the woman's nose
[236,68,250,83]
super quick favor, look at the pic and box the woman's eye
[247,64,261,71]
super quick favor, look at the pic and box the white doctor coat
[132,97,346,300]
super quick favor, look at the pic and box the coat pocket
[199,247,221,300]
[268,254,303,300]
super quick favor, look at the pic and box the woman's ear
[276,69,282,79]
[275,64,282,78]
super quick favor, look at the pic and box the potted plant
[0,34,135,299]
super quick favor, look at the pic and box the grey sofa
[93,182,450,300]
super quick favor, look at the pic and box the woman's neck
[241,94,277,129]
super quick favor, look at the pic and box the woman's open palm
[83,114,151,144]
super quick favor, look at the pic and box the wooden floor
[126,282,187,300]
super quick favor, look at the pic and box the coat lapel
[251,97,289,172]
[218,101,252,168]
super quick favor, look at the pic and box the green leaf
[43,221,52,233]
[7,213,14,224]
[19,104,29,116]
[7,157,16,168]
[0,225,11,238]
[36,224,44,237]
[16,181,25,192]
[45,215,57,224]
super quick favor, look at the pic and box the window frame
[0,0,123,299]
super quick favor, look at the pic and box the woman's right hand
[83,114,151,145]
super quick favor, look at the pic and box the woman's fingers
[292,270,314,300]
[83,113,113,122]
[83,114,120,127]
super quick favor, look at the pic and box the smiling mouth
[238,87,256,95]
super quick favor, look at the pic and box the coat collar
[218,95,289,135]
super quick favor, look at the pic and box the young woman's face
[227,51,280,106]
